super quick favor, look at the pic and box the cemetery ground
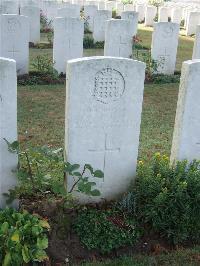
[11,26,200,265]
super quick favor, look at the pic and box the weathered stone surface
[84,5,97,32]
[121,11,138,36]
[151,22,179,75]
[0,15,29,75]
[193,25,200,59]
[53,17,84,73]
[186,11,200,36]
[20,6,40,44]
[93,10,112,42]
[171,60,200,163]
[0,57,17,208]
[145,5,157,27]
[104,19,132,58]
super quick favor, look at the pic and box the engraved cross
[8,46,20,58]
[88,134,120,172]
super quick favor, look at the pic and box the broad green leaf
[73,172,82,177]
[94,170,104,178]
[39,219,50,229]
[3,252,11,266]
[85,164,93,173]
[90,189,101,196]
[22,245,31,263]
[1,222,9,233]
[34,250,49,262]
[70,164,80,172]
[37,237,48,249]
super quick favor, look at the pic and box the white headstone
[53,17,84,74]
[84,5,97,32]
[151,22,179,75]
[116,2,124,16]
[186,11,200,36]
[171,7,182,24]
[105,1,115,11]
[193,25,200,59]
[0,57,17,208]
[121,11,138,36]
[158,7,169,22]
[104,19,132,58]
[1,0,19,14]
[20,6,40,44]
[93,10,112,42]
[124,4,135,12]
[65,56,145,202]
[171,60,200,163]
[0,15,29,75]
[144,5,157,27]
[57,5,80,18]
[136,4,145,22]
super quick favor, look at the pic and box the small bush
[134,154,200,244]
[31,55,58,79]
[74,208,139,254]
[94,41,104,49]
[83,35,94,49]
[0,208,50,265]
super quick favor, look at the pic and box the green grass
[23,25,195,155]
[18,83,179,160]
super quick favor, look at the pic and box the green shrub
[74,208,139,254]
[133,50,160,81]
[4,142,103,204]
[31,55,58,78]
[134,154,200,244]
[83,35,94,49]
[0,208,50,265]
[94,41,104,49]
[152,74,180,84]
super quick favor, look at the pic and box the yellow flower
[138,160,144,165]
[155,152,161,158]
[162,155,169,161]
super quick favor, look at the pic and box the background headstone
[121,11,138,37]
[53,17,84,73]
[151,22,179,75]
[20,6,40,44]
[0,15,29,75]
[93,10,112,42]
[104,19,132,58]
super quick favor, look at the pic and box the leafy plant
[40,11,52,32]
[4,141,104,203]
[83,35,94,49]
[31,55,58,78]
[83,15,92,34]
[133,154,200,244]
[46,30,53,46]
[0,208,50,265]
[132,49,160,81]
[74,208,139,254]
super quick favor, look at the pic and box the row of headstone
[53,11,138,73]
[1,55,200,206]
